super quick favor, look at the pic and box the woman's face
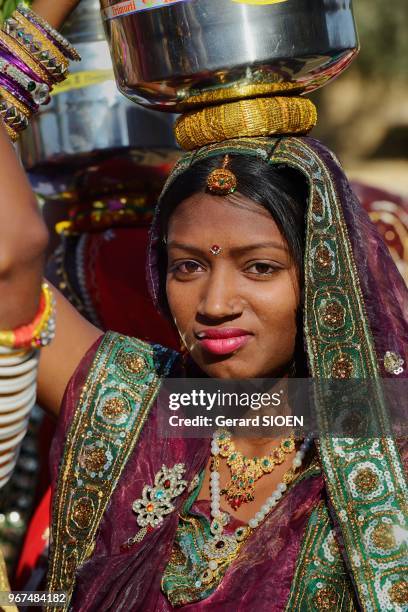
[166,192,301,378]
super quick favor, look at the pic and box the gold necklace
[216,429,295,509]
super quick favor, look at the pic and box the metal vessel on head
[100,0,359,112]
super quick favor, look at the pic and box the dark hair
[156,154,309,374]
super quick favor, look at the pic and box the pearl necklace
[196,430,314,586]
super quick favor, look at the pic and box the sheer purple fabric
[50,341,323,611]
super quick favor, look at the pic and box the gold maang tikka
[206,154,237,196]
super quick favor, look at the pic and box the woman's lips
[196,329,253,356]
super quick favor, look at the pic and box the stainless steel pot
[100,0,359,111]
[20,0,177,170]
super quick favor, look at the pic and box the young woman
[0,2,407,611]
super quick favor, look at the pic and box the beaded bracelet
[0,282,56,350]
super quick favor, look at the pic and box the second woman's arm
[0,120,101,418]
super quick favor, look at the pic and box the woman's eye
[172,261,204,274]
[246,262,279,275]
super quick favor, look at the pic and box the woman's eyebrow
[167,241,287,254]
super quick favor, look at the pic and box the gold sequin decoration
[353,468,379,494]
[174,97,317,151]
[389,580,408,605]
[81,447,107,473]
[63,551,78,583]
[371,524,397,551]
[120,354,147,376]
[101,397,129,422]
[315,243,332,270]
[312,196,324,218]
[331,354,354,379]
[313,586,338,610]
[72,497,94,530]
[320,301,345,329]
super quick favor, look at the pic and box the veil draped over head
[147,135,408,610]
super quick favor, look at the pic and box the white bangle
[0,427,27,452]
[0,417,29,440]
[0,386,36,411]
[0,346,39,489]
[0,368,37,394]
[0,354,39,377]
[0,396,36,425]
[0,449,17,465]
[0,455,17,479]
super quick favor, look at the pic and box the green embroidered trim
[46,332,177,611]
[286,502,357,611]
[271,138,408,612]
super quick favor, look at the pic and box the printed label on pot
[101,0,191,20]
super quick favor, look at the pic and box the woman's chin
[192,351,258,379]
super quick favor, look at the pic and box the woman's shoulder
[94,331,179,378]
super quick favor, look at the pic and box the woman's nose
[197,267,244,320]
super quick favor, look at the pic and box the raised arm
[31,0,81,29]
[0,0,103,419]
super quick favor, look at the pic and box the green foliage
[0,0,31,24]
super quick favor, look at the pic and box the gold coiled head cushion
[174,96,317,151]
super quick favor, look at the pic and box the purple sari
[50,337,324,611]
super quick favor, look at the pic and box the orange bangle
[0,283,56,349]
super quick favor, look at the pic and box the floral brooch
[121,463,187,550]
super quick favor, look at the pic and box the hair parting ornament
[206,154,238,196]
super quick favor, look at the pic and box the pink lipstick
[196,328,253,356]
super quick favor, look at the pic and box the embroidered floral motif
[320,301,346,329]
[331,354,354,379]
[371,524,397,552]
[388,580,408,605]
[72,497,95,530]
[353,468,379,495]
[313,585,338,610]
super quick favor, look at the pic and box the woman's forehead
[167,192,286,247]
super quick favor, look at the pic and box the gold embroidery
[121,354,147,376]
[371,524,396,551]
[353,468,379,494]
[102,397,129,421]
[315,243,332,269]
[80,446,108,473]
[320,301,345,329]
[313,586,338,610]
[388,580,408,605]
[331,355,354,379]
[72,498,94,530]
[312,196,324,218]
